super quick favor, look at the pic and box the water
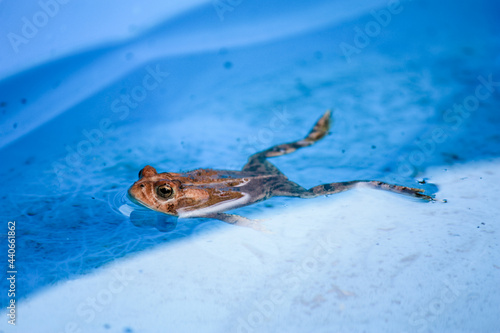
[1,0,499,332]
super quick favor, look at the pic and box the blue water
[1,0,499,332]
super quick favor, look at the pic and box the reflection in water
[109,188,178,232]
[130,210,178,232]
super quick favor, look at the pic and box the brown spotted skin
[128,166,285,217]
[128,110,434,229]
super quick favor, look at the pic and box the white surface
[3,159,499,333]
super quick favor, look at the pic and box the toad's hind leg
[242,110,331,174]
[301,180,434,201]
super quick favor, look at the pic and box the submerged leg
[301,180,434,201]
[202,213,270,232]
[243,110,331,173]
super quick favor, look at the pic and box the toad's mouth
[126,188,155,209]
[127,192,148,208]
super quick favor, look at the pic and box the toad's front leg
[202,213,270,232]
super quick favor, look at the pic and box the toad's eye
[156,185,174,199]
[138,168,144,179]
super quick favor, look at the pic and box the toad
[128,111,434,230]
